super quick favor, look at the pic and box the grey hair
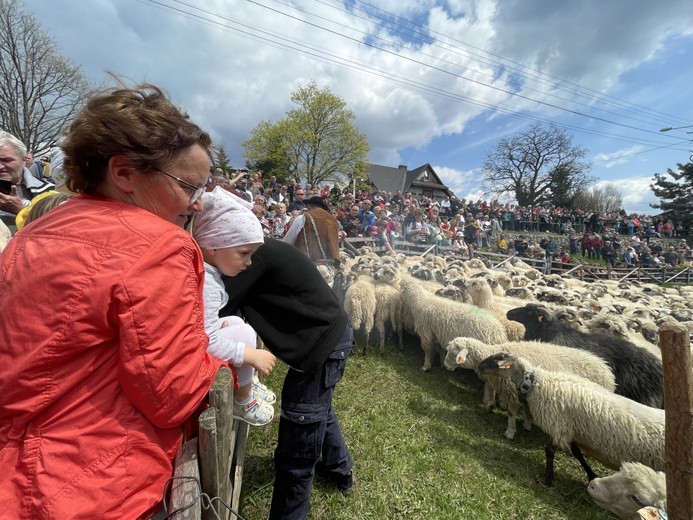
[0,131,27,160]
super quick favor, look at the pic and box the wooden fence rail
[168,366,249,520]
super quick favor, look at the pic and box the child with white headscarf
[194,187,276,426]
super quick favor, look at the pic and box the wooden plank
[659,322,693,520]
[231,421,250,514]
[198,408,220,520]
[208,367,234,520]
[169,438,202,520]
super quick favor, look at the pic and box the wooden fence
[167,366,248,520]
[342,237,693,285]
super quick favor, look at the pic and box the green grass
[239,336,614,520]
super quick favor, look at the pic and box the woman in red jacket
[0,83,225,519]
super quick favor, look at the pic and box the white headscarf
[193,186,264,249]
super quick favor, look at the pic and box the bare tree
[481,122,593,206]
[572,184,624,213]
[0,0,93,154]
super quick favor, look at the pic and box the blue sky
[22,0,693,214]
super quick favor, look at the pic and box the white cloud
[19,0,693,191]
[592,177,659,215]
[593,146,645,168]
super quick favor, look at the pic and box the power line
[350,0,693,127]
[245,0,689,138]
[145,0,690,155]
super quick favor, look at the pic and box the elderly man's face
[24,152,34,167]
[0,144,25,184]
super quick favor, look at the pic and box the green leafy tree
[244,120,294,184]
[481,123,593,206]
[650,161,693,228]
[0,0,93,154]
[243,81,370,187]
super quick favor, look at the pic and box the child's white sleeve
[208,326,246,366]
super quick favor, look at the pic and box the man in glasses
[288,188,307,216]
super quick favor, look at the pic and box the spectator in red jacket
[0,82,224,519]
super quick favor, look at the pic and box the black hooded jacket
[220,238,349,374]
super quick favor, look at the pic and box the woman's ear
[107,155,141,194]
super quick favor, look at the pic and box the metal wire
[161,475,247,520]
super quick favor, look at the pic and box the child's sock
[234,393,254,406]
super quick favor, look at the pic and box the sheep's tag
[456,348,468,365]
[637,506,667,519]
[537,315,543,322]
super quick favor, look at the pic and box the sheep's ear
[456,348,468,364]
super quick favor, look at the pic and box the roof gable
[366,163,450,195]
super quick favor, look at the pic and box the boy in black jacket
[220,238,354,519]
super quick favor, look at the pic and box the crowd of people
[200,173,692,273]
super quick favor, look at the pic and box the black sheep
[506,304,664,409]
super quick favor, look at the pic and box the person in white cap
[193,186,277,426]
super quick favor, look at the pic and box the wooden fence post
[659,322,693,520]
[170,438,202,520]
[198,409,220,520]
[207,367,235,520]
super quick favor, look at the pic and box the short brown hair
[63,82,211,194]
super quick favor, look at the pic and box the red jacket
[0,195,224,519]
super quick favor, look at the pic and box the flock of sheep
[335,248,692,520]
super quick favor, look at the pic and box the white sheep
[585,314,662,360]
[587,462,666,520]
[372,263,403,353]
[399,275,508,371]
[478,352,665,486]
[343,273,376,353]
[466,278,525,341]
[445,337,616,440]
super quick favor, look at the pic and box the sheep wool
[400,274,508,371]
[479,353,665,486]
[445,337,616,440]
[507,304,664,409]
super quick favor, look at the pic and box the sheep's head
[446,277,468,289]
[587,462,666,520]
[436,285,467,302]
[444,338,483,370]
[373,265,399,285]
[411,266,433,281]
[478,352,532,394]
[507,304,552,337]
[554,308,582,329]
[590,317,629,339]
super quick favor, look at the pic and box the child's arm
[243,347,276,377]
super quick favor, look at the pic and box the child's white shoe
[233,396,274,426]
[252,381,277,404]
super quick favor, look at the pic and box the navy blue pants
[268,324,354,520]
